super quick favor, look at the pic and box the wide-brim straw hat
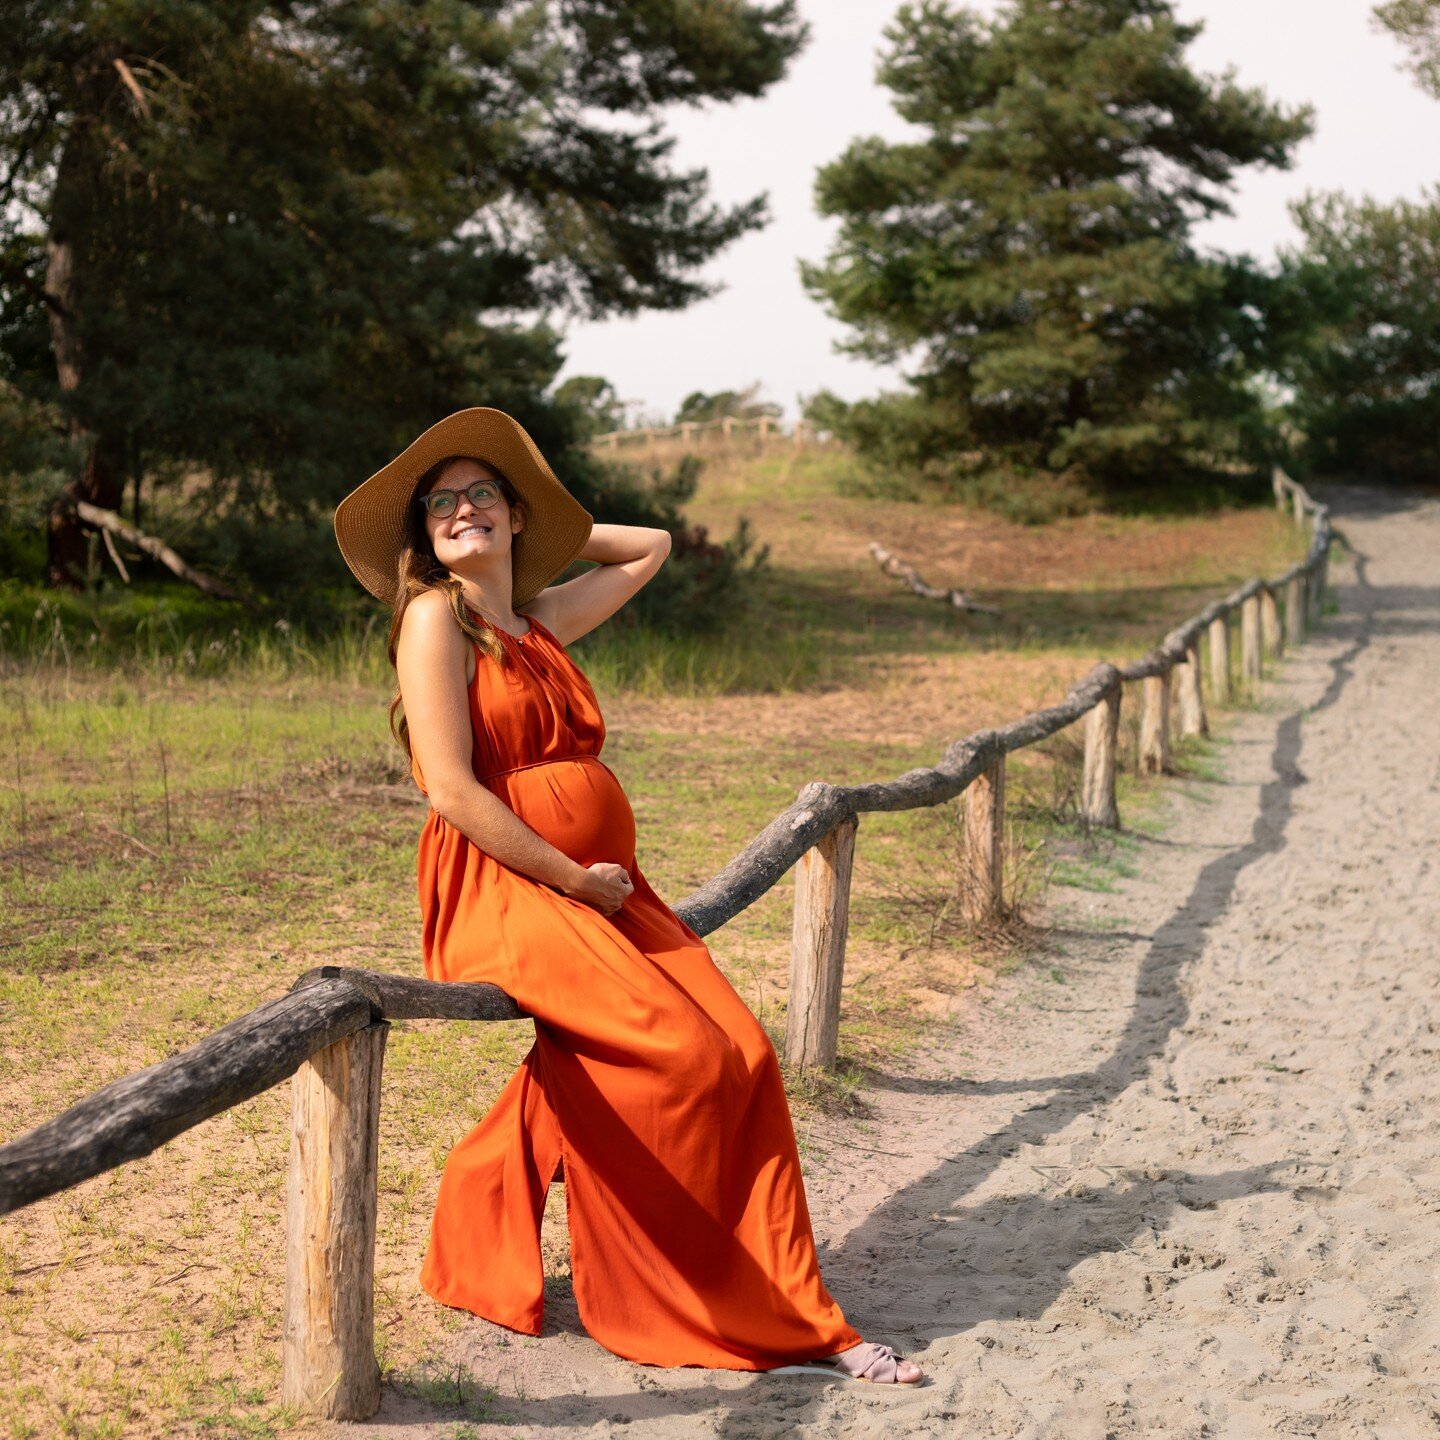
[334,407,593,610]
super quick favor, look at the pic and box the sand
[340,485,1440,1439]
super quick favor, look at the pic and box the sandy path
[345,486,1440,1439]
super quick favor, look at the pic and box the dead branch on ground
[868,541,1001,616]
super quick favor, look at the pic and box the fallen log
[75,501,246,603]
[868,542,1001,615]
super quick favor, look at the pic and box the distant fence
[590,416,832,450]
[0,467,1332,1420]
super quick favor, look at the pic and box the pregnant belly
[485,755,637,870]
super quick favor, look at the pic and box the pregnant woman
[333,407,923,1386]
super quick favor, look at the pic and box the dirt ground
[331,485,1440,1438]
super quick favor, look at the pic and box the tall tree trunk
[129,437,144,529]
[47,426,127,587]
[44,48,126,589]
[45,227,125,588]
[44,228,86,587]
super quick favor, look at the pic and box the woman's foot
[768,1338,924,1385]
[829,1340,923,1384]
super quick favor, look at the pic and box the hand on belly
[488,757,638,870]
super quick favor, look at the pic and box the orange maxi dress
[412,608,862,1370]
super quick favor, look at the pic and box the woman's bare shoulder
[403,586,451,619]
[400,588,457,634]
[397,590,470,669]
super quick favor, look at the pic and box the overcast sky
[551,0,1438,426]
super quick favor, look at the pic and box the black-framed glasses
[418,480,504,519]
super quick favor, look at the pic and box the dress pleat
[413,609,861,1369]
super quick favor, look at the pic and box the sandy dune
[344,486,1440,1439]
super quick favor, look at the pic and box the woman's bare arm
[524,523,671,647]
[396,591,628,909]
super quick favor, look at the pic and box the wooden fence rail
[0,469,1333,1419]
[589,416,831,450]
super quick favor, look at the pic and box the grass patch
[385,1358,508,1424]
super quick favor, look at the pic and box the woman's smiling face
[423,457,524,572]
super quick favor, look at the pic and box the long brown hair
[386,455,528,763]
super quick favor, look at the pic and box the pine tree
[553,377,628,439]
[800,0,1311,508]
[674,384,781,424]
[1268,8,1440,485]
[1278,195,1440,487]
[1375,0,1440,97]
[0,1,805,588]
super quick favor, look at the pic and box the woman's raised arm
[524,523,671,647]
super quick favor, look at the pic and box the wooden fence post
[1285,573,1306,646]
[282,1020,389,1421]
[785,814,858,1071]
[1293,489,1306,529]
[1081,686,1121,828]
[961,755,1006,921]
[1175,642,1208,738]
[1241,593,1262,688]
[1139,670,1171,774]
[1208,615,1231,704]
[1260,585,1283,661]
[1308,555,1325,625]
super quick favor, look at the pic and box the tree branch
[74,501,247,604]
[868,541,1001,615]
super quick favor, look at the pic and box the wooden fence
[0,467,1332,1420]
[590,416,831,450]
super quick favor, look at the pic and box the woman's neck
[454,575,518,627]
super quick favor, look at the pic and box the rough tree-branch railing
[589,415,831,449]
[0,467,1333,1420]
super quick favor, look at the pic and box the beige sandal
[768,1340,925,1385]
